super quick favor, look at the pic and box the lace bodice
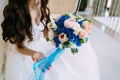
[31,21,45,40]
[23,21,49,53]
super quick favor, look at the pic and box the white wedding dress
[4,21,100,80]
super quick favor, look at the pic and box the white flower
[59,33,68,43]
[47,22,57,30]
[59,43,63,49]
[53,17,60,22]
[48,30,54,40]
[73,31,79,35]
[66,13,74,17]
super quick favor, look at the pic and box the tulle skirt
[5,39,100,80]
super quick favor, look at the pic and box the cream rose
[59,33,68,43]
[82,21,91,33]
[48,30,54,40]
[79,29,88,39]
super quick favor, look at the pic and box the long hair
[1,0,50,48]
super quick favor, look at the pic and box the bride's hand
[32,52,52,70]
[32,52,45,62]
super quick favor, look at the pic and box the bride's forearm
[16,44,36,57]
[16,44,45,62]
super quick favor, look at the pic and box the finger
[48,65,52,70]
[33,59,36,62]
[36,58,39,62]
[48,67,51,70]
[34,58,38,62]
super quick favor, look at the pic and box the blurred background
[0,0,120,80]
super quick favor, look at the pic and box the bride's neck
[28,1,41,26]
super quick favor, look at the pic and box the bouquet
[33,13,91,80]
[47,13,91,54]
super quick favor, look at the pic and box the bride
[0,0,100,80]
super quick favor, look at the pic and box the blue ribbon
[33,48,64,80]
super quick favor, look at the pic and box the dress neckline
[32,20,45,31]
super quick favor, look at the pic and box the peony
[82,21,91,33]
[72,22,82,34]
[79,29,88,39]
[64,17,76,28]
[70,16,76,21]
[59,33,68,43]
[48,30,55,40]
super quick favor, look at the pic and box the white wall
[0,0,8,79]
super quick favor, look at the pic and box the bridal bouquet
[33,14,91,80]
[47,13,91,54]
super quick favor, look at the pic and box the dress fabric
[5,21,100,80]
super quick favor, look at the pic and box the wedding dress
[4,21,100,80]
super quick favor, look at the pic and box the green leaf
[49,22,53,26]
[84,18,91,23]
[80,38,88,44]
[71,48,78,54]
[63,41,70,48]
[65,13,71,17]
[75,16,81,21]
[46,37,49,41]
[80,39,85,44]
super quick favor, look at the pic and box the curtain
[93,0,107,16]
[109,0,120,16]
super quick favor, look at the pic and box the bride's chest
[32,21,45,40]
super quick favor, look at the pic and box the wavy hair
[1,0,50,48]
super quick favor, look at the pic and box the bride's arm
[16,43,45,62]
[16,43,36,56]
